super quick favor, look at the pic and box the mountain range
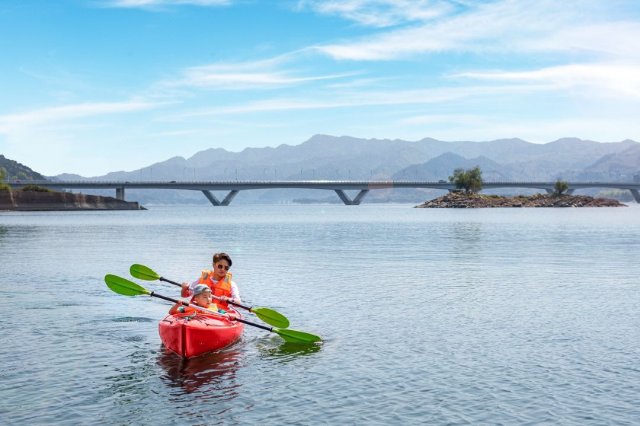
[7,135,640,203]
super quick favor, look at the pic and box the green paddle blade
[252,307,290,329]
[105,274,150,296]
[273,327,322,344]
[129,264,160,281]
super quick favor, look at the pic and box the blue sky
[1,0,639,176]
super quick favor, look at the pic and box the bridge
[7,180,640,205]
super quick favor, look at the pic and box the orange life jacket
[199,270,233,310]
[169,299,217,316]
[169,301,199,316]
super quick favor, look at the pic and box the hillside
[0,155,46,180]
[392,153,517,181]
[578,145,640,181]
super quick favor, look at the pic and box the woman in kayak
[181,252,241,312]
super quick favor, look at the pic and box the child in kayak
[180,252,241,312]
[169,284,214,315]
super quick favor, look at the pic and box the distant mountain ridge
[5,135,639,203]
[58,135,639,180]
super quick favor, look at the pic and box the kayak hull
[158,312,244,359]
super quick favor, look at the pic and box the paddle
[130,263,289,328]
[105,274,321,344]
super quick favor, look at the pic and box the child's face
[194,292,211,307]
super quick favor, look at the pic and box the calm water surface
[1,204,639,424]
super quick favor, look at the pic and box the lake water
[1,204,639,424]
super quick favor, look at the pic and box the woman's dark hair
[213,252,232,267]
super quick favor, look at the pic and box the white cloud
[399,113,485,126]
[176,67,355,90]
[455,63,640,98]
[0,100,164,133]
[315,0,638,60]
[521,22,640,59]
[0,100,175,176]
[177,82,551,117]
[297,0,453,27]
[166,54,358,90]
[102,0,231,8]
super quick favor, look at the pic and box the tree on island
[554,179,569,195]
[449,166,483,193]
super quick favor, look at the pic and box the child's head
[191,284,211,307]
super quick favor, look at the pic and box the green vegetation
[21,184,52,192]
[0,167,10,191]
[449,166,483,194]
[0,155,46,181]
[554,179,569,195]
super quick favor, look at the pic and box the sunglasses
[215,264,230,271]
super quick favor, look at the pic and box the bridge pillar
[630,189,640,203]
[116,186,125,200]
[202,190,240,206]
[202,190,221,206]
[334,189,369,205]
[221,190,239,206]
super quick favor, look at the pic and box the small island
[0,160,143,211]
[416,192,625,208]
[416,166,626,208]
[0,190,144,211]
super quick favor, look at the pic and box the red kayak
[158,311,244,359]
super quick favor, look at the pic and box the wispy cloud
[0,100,164,133]
[297,0,453,27]
[521,22,640,59]
[177,82,551,117]
[455,64,640,98]
[101,0,231,8]
[175,67,356,90]
[314,0,636,60]
[165,54,359,90]
[399,113,485,126]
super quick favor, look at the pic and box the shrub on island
[21,184,52,192]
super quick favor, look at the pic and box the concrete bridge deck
[7,179,640,205]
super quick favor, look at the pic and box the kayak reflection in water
[180,252,241,312]
[157,347,244,395]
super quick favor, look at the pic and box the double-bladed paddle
[129,263,289,328]
[105,274,320,344]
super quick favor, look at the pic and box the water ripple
[1,205,640,424]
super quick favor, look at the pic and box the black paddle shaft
[149,291,184,306]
